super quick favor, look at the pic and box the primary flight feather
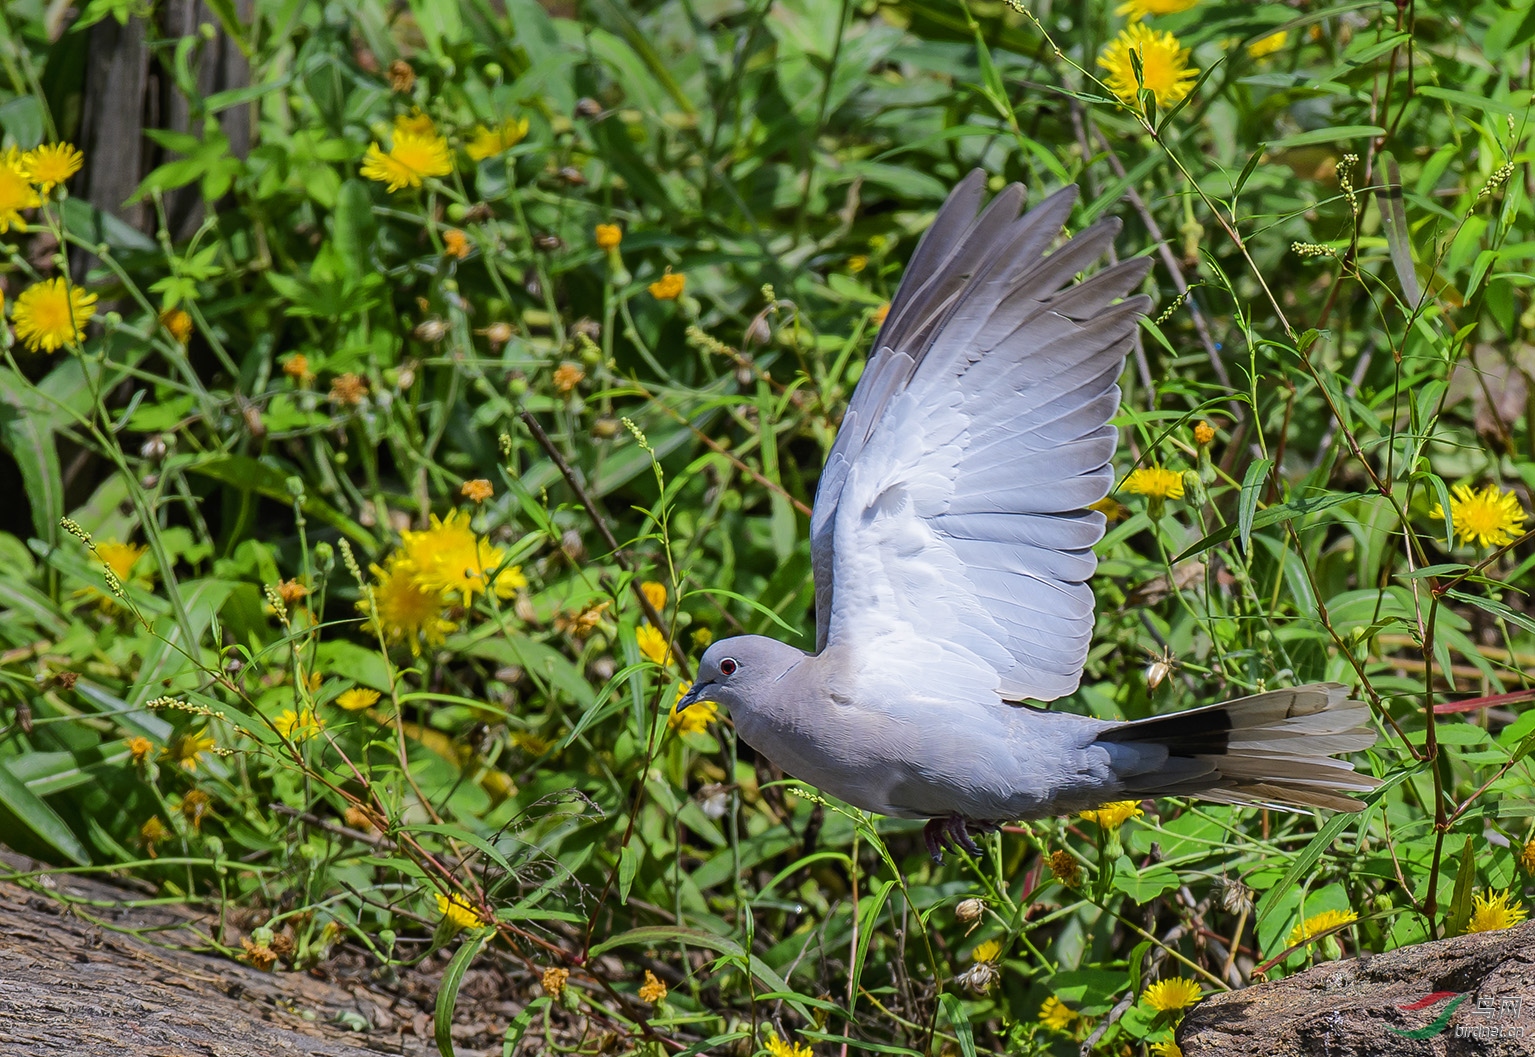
[676,170,1378,860]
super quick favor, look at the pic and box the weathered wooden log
[1179,921,1535,1056]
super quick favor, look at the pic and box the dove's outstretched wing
[810,170,1150,702]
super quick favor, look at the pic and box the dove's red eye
[719,658,738,676]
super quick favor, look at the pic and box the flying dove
[676,171,1378,861]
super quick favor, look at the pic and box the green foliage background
[1,0,1534,1053]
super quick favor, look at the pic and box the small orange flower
[648,271,686,300]
[159,307,193,344]
[1194,421,1216,446]
[275,578,309,606]
[282,353,314,383]
[443,228,470,259]
[125,736,154,764]
[595,223,622,251]
[461,478,494,502]
[553,362,585,393]
[872,302,891,327]
[638,969,667,1004]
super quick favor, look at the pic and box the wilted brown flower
[330,372,368,405]
[542,966,570,998]
[386,59,416,92]
[275,578,309,607]
[1048,850,1082,887]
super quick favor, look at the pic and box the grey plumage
[676,171,1378,854]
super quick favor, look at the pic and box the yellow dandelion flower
[1038,995,1077,1032]
[638,969,667,1004]
[466,117,530,161]
[636,624,671,666]
[1520,839,1535,874]
[1122,466,1185,500]
[649,271,686,300]
[1098,24,1199,110]
[13,277,97,353]
[971,939,1003,963]
[764,1031,813,1057]
[1150,1039,1183,1057]
[670,681,718,734]
[595,223,622,251]
[639,580,667,612]
[542,966,569,998]
[97,540,148,581]
[0,147,41,231]
[1431,483,1527,549]
[1466,889,1528,933]
[461,478,494,502]
[23,142,84,193]
[335,687,381,711]
[436,891,485,929]
[1247,30,1288,59]
[511,730,552,755]
[360,130,453,192]
[139,815,169,853]
[274,707,323,742]
[399,509,526,604]
[1142,977,1202,1012]
[1079,800,1144,829]
[1088,495,1130,521]
[162,729,215,771]
[358,554,458,656]
[1116,0,1198,17]
[1287,907,1357,947]
[394,109,435,136]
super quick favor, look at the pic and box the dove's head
[675,636,806,720]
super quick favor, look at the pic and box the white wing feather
[815,171,1150,704]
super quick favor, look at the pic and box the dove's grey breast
[731,645,1121,821]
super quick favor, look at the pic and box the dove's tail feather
[1096,682,1380,812]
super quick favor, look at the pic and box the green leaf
[617,843,640,904]
[1111,855,1180,902]
[0,758,89,865]
[1266,125,1387,150]
[1446,835,1476,936]
[435,926,492,1057]
[939,993,977,1057]
[1238,458,1271,555]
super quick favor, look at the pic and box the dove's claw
[923,817,947,863]
[947,815,983,856]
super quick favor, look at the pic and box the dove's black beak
[675,679,712,713]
